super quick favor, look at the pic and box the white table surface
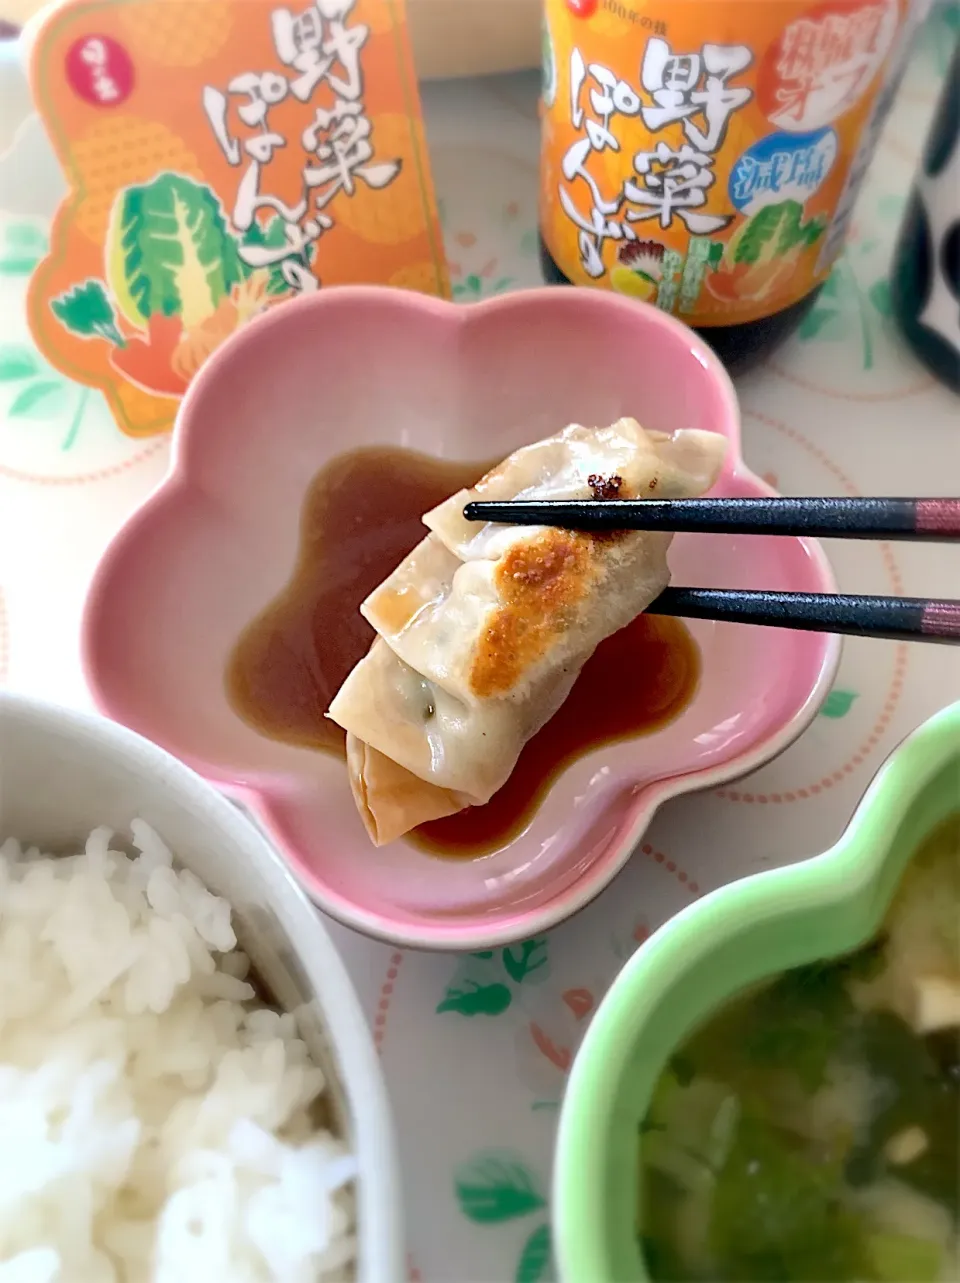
[1,12,959,1281]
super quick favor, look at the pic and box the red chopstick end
[915,498,960,535]
[921,600,960,638]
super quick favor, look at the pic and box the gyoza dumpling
[345,733,467,846]
[327,419,726,845]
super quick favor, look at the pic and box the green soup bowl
[553,700,960,1282]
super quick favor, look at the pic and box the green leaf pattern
[821,689,859,719]
[454,1151,552,1281]
[916,0,960,75]
[0,222,47,276]
[436,979,513,1016]
[9,380,69,419]
[867,278,893,317]
[502,938,549,985]
[797,189,907,370]
[516,1224,552,1283]
[437,937,551,1017]
[455,1153,546,1223]
[0,345,40,381]
[452,271,516,300]
[0,225,93,451]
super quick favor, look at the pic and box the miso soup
[639,815,960,1283]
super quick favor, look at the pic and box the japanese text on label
[558,36,753,278]
[202,0,401,292]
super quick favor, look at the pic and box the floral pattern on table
[441,194,541,302]
[3,18,960,1283]
[796,196,905,372]
[0,213,166,481]
[768,168,934,399]
[0,219,90,453]
[914,1,960,77]
[820,688,860,719]
[454,1152,553,1283]
[437,938,551,1018]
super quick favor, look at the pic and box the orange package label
[27,0,449,438]
[540,0,924,326]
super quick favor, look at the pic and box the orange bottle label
[27,0,448,439]
[540,0,924,326]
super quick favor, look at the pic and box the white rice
[0,822,356,1282]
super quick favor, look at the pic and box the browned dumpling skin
[328,420,726,845]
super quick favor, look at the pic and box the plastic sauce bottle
[539,0,933,373]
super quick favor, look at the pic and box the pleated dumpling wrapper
[327,419,727,845]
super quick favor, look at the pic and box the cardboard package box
[0,0,542,79]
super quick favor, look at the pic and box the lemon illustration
[610,266,657,301]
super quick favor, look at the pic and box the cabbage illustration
[723,199,826,270]
[48,172,315,404]
[105,172,244,332]
[707,199,827,304]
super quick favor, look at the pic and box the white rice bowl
[0,695,402,1283]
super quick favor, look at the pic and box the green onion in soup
[638,815,960,1283]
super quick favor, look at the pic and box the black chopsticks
[647,589,960,645]
[462,496,960,541]
[462,495,960,644]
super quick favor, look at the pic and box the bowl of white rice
[0,692,403,1282]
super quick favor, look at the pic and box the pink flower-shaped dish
[83,287,840,950]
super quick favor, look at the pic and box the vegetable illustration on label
[51,280,126,348]
[27,0,447,438]
[610,239,665,302]
[540,0,920,330]
[708,198,826,302]
[50,173,312,398]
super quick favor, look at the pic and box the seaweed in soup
[638,815,960,1283]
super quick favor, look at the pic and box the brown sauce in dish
[227,446,487,756]
[227,446,700,858]
[413,612,699,857]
